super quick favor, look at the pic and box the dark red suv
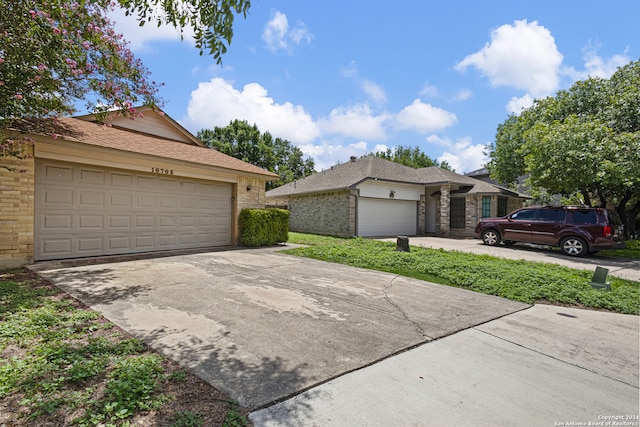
[474,206,625,256]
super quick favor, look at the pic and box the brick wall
[0,148,35,268]
[289,190,354,237]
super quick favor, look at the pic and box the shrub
[239,208,289,247]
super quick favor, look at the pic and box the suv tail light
[603,225,612,237]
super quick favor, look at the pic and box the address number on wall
[151,167,174,175]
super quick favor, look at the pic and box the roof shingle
[27,116,279,179]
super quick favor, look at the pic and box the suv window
[606,210,623,225]
[537,208,566,223]
[572,210,598,224]
[510,209,537,220]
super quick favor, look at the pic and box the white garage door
[357,198,417,237]
[35,160,232,261]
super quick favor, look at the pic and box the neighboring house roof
[267,156,528,198]
[13,111,279,179]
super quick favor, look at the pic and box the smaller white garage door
[357,198,417,237]
[35,160,232,261]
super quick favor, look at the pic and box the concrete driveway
[32,245,639,426]
[33,247,527,410]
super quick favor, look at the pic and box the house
[0,107,279,268]
[266,156,528,238]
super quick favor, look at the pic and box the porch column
[439,184,450,236]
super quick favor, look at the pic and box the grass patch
[0,268,250,426]
[599,239,640,259]
[286,233,640,315]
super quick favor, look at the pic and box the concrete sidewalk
[250,304,640,427]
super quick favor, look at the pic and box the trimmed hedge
[239,208,289,247]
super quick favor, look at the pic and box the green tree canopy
[119,0,250,62]
[0,0,161,124]
[1,0,251,169]
[487,60,640,236]
[372,145,453,170]
[197,120,316,190]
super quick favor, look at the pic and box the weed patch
[286,234,639,315]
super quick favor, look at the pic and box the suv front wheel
[481,229,501,246]
[560,236,587,257]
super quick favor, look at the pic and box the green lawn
[0,269,248,426]
[285,233,640,315]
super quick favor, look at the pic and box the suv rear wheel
[481,229,501,246]
[560,236,587,257]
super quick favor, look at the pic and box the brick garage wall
[290,190,354,237]
[0,148,35,268]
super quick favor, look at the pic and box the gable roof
[15,111,279,179]
[266,156,527,197]
[75,106,205,147]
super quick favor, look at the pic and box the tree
[1,0,160,124]
[372,145,453,170]
[120,0,250,63]
[1,0,251,169]
[487,60,640,237]
[197,120,316,190]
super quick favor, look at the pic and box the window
[482,196,491,218]
[510,209,537,220]
[497,197,508,217]
[572,210,597,224]
[450,198,466,229]
[537,208,566,223]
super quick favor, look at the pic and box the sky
[108,1,638,174]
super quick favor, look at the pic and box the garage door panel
[35,160,233,261]
[110,172,133,187]
[108,216,131,229]
[79,168,105,185]
[44,164,73,182]
[78,215,104,230]
[42,188,73,205]
[78,191,105,207]
[358,198,417,237]
[134,236,155,249]
[110,193,133,208]
[136,216,155,228]
[42,238,72,256]
[78,237,103,252]
[136,195,156,208]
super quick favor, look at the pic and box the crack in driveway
[383,275,431,340]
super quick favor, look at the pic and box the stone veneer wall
[289,190,354,237]
[0,147,35,268]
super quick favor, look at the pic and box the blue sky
[110,1,637,173]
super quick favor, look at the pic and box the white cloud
[455,20,563,97]
[361,79,387,105]
[395,99,457,133]
[262,10,313,53]
[563,46,632,80]
[506,93,534,114]
[430,136,487,173]
[111,6,194,51]
[298,141,369,171]
[419,82,439,97]
[318,104,390,140]
[184,78,320,143]
[452,89,473,102]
